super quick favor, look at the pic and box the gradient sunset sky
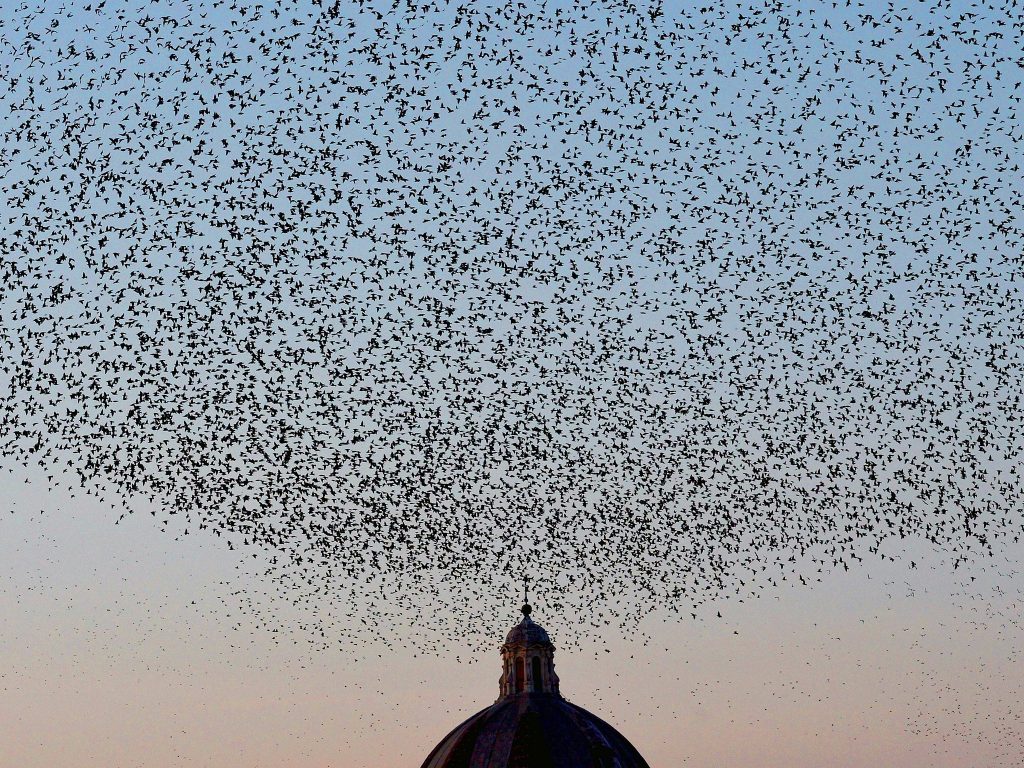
[3,456,1022,767]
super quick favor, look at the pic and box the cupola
[498,602,561,698]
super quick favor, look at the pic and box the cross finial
[521,575,532,616]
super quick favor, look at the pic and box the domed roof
[419,695,651,768]
[419,601,651,768]
[503,611,551,646]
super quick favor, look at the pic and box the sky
[2,0,1024,765]
[3,455,1022,767]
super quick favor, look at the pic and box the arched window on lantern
[515,657,525,693]
[531,656,543,692]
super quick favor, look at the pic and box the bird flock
[1,0,1022,642]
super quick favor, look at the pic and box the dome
[504,614,551,646]
[419,603,651,768]
[419,694,651,768]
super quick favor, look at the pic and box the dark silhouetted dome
[419,695,651,768]
[420,604,651,768]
